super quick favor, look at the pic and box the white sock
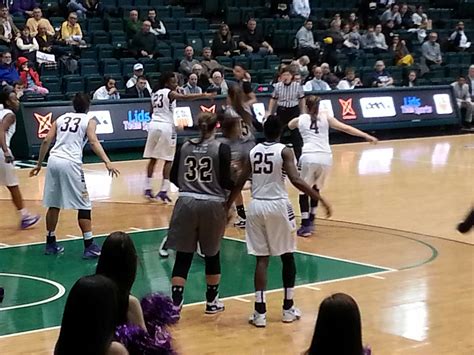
[255,290,266,303]
[145,177,152,190]
[284,288,294,300]
[83,231,93,240]
[301,212,309,219]
[160,179,170,192]
[311,207,317,214]
[19,208,28,217]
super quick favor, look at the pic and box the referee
[267,67,306,159]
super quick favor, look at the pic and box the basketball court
[0,133,473,354]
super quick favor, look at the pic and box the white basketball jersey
[50,113,91,164]
[250,142,288,200]
[151,88,176,124]
[298,113,331,155]
[0,106,15,149]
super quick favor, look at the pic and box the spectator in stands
[67,0,88,20]
[449,21,471,52]
[207,69,229,95]
[232,64,255,103]
[0,52,20,87]
[361,25,376,52]
[347,12,358,27]
[303,66,331,92]
[212,24,236,57]
[306,293,370,355]
[268,0,289,19]
[191,63,210,91]
[147,8,166,38]
[26,8,54,37]
[322,22,344,68]
[330,14,341,29]
[125,63,151,94]
[359,0,379,28]
[59,12,84,46]
[373,24,388,53]
[292,0,310,19]
[0,5,19,46]
[12,80,24,99]
[421,32,442,68]
[36,23,66,58]
[200,47,222,77]
[296,20,320,67]
[15,26,38,63]
[84,0,101,17]
[125,75,150,99]
[291,55,310,81]
[54,275,127,355]
[183,73,202,95]
[412,5,428,28]
[125,9,142,41]
[342,23,362,63]
[130,21,159,59]
[9,0,37,18]
[382,19,396,47]
[16,56,48,95]
[402,70,418,87]
[399,3,413,29]
[93,77,120,100]
[239,18,273,57]
[391,35,413,66]
[179,46,199,76]
[468,65,474,100]
[451,76,473,127]
[370,60,394,87]
[337,68,362,90]
[321,63,339,89]
[380,3,401,27]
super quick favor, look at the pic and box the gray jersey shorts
[167,196,227,256]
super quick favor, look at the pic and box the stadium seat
[45,93,65,101]
[62,75,85,93]
[216,56,233,68]
[156,57,175,72]
[50,17,64,28]
[110,31,127,48]
[139,57,158,73]
[171,43,186,59]
[92,31,110,45]
[80,47,97,60]
[79,59,99,75]
[445,52,460,65]
[156,42,172,58]
[445,65,461,78]
[193,18,209,31]
[87,18,104,32]
[276,18,291,31]
[168,30,185,44]
[171,6,186,18]
[155,6,171,18]
[96,44,115,60]
[188,37,204,53]
[39,63,59,77]
[84,74,104,94]
[179,18,194,31]
[233,56,250,69]
[203,0,220,16]
[106,18,125,32]
[120,58,137,76]
[41,76,61,93]
[272,30,288,51]
[249,57,265,71]
[240,8,255,23]
[134,0,149,6]
[258,69,276,84]
[459,53,472,66]
[225,7,241,27]
[265,55,280,71]
[100,58,121,75]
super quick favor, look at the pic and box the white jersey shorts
[0,150,18,187]
[143,122,176,161]
[43,156,91,210]
[299,152,332,190]
[246,199,297,256]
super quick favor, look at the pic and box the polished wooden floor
[0,134,473,354]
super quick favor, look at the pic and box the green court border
[0,227,396,340]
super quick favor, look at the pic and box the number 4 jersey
[250,142,288,200]
[50,113,91,164]
[176,138,232,202]
[297,113,332,166]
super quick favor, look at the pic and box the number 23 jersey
[250,142,288,200]
[50,113,91,164]
[151,88,176,125]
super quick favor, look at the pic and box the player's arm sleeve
[218,143,234,190]
[170,144,182,188]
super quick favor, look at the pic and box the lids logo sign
[339,98,356,120]
[34,112,53,138]
[360,96,396,118]
[401,96,433,115]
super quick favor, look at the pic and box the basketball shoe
[45,242,64,255]
[234,217,246,229]
[156,191,172,203]
[249,311,266,327]
[282,306,302,323]
[159,236,169,258]
[83,243,101,259]
[205,297,225,314]
[297,225,312,237]
[144,189,155,200]
[20,214,40,229]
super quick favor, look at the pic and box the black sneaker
[205,297,225,314]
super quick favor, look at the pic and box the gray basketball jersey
[178,138,227,201]
[218,137,254,182]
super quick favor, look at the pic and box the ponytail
[306,95,321,120]
[197,112,217,143]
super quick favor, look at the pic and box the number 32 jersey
[151,88,176,125]
[50,113,91,164]
[250,142,288,200]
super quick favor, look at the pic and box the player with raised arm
[0,92,40,229]
[30,93,120,258]
[288,95,377,237]
[227,114,332,328]
[144,72,215,202]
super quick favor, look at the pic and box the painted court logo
[34,112,53,138]
[339,98,356,120]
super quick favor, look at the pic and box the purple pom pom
[115,324,174,354]
[141,293,179,330]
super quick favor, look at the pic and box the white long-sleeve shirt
[93,86,120,100]
[293,0,310,18]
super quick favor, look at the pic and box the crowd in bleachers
[0,1,472,119]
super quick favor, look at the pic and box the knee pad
[281,253,296,288]
[172,252,194,279]
[205,252,221,275]
[78,209,91,220]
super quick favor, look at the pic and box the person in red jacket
[16,56,48,95]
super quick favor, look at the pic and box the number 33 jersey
[50,113,91,164]
[151,88,176,124]
[250,142,288,200]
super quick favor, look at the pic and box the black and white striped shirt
[272,81,305,108]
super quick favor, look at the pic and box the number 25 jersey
[250,142,288,200]
[50,113,91,164]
